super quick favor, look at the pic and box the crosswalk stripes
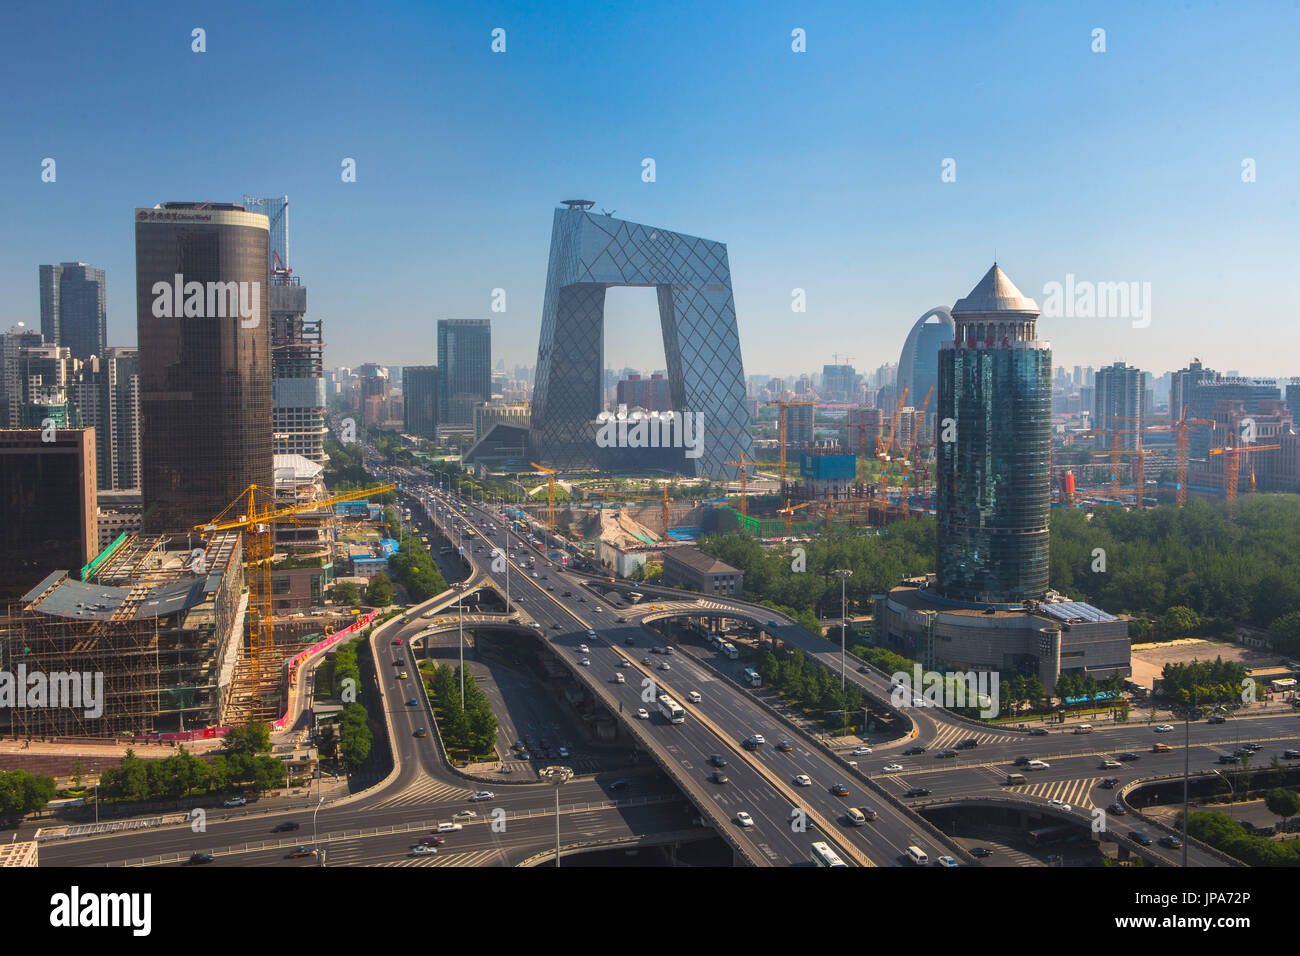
[369,778,472,809]
[1019,776,1102,808]
[924,725,1021,751]
[376,848,502,867]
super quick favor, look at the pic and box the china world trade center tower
[529,202,753,477]
[935,264,1052,605]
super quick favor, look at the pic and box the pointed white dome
[952,264,1038,315]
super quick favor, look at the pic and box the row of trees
[752,646,865,733]
[338,702,373,769]
[423,663,497,759]
[386,519,448,602]
[1159,657,1249,705]
[98,724,286,802]
[1189,795,1300,866]
[0,769,56,818]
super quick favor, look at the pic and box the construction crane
[582,484,672,536]
[1209,441,1281,506]
[528,462,557,531]
[763,400,814,478]
[724,451,751,519]
[872,387,910,524]
[196,480,394,721]
[903,386,935,500]
[777,498,811,535]
[1112,414,1214,507]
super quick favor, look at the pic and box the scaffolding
[0,532,245,738]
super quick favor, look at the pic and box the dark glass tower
[437,319,491,424]
[402,365,439,438]
[39,262,107,361]
[935,265,1051,605]
[135,203,271,532]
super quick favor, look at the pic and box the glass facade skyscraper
[39,262,107,361]
[530,203,753,477]
[936,265,1052,606]
[437,319,491,424]
[135,203,271,532]
[898,307,955,410]
[403,365,439,438]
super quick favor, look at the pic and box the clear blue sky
[3,0,1297,379]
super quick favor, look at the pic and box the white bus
[810,841,847,867]
[721,642,738,660]
[657,693,685,724]
[742,667,762,688]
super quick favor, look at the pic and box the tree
[1265,788,1300,828]
[224,722,271,756]
[0,769,56,818]
[317,724,338,762]
[333,581,360,607]
[367,573,395,607]
[1160,605,1201,639]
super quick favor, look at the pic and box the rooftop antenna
[561,199,595,211]
[601,208,615,217]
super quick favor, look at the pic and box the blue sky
[3,0,1297,379]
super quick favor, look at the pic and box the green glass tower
[935,265,1052,605]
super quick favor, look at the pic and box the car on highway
[905,787,932,798]
[776,740,793,752]
[410,844,438,856]
[551,623,561,629]
[1207,714,1226,724]
[223,796,247,807]
[607,779,630,792]
[1128,830,1153,847]
[613,672,625,684]
[710,754,728,768]
[970,847,994,858]
[398,671,409,679]
[578,643,589,653]
[452,810,476,821]
[1027,727,1049,736]
[392,637,402,645]
[617,617,627,623]
[416,836,446,846]
[469,791,495,802]
[735,811,755,828]
[1099,777,1120,789]
[1218,753,1240,764]
[793,774,812,787]
[641,657,652,665]
[936,749,958,759]
[1013,756,1032,766]
[883,763,904,772]
[272,821,301,832]
[903,745,926,755]
[658,662,670,671]
[1154,724,1175,733]
[746,733,766,747]
[436,822,463,832]
[406,697,418,706]
[936,856,959,868]
[955,739,979,750]
[619,657,630,667]
[687,691,702,703]
[1116,752,1141,762]
[857,665,871,674]
[1158,835,1184,848]
[624,636,635,646]
[1242,742,1261,751]
[1048,800,1072,811]
[851,746,872,756]
[1026,759,1050,770]
[580,658,590,667]
[1284,749,1300,759]
[711,771,729,785]
[1099,759,1122,769]
[286,846,319,858]
[636,708,649,719]
[829,783,850,797]
[1108,801,1128,815]
[187,852,215,865]
[1152,743,1172,753]
[766,620,778,627]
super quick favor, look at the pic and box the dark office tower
[437,319,491,424]
[403,365,439,438]
[39,262,107,361]
[1093,362,1145,450]
[897,308,955,409]
[135,203,271,532]
[1170,357,1216,423]
[0,428,97,600]
[936,265,1051,606]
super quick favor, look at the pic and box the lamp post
[831,570,853,689]
[312,796,325,866]
[539,765,573,867]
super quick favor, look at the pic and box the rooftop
[664,546,741,576]
[952,264,1039,316]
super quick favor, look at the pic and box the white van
[1026,759,1050,770]
[614,673,625,684]
[1074,724,1093,735]
[906,845,929,865]
[687,691,702,703]
[846,807,877,826]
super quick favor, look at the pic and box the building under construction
[0,531,246,738]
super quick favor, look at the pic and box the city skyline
[3,1,1298,377]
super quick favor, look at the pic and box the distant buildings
[821,364,857,404]
[662,546,743,597]
[69,347,141,491]
[616,372,671,412]
[39,262,106,361]
[1093,362,1146,449]
[897,308,954,410]
[135,202,272,533]
[438,319,492,424]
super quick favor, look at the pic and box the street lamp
[538,765,573,867]
[312,796,325,866]
[831,570,853,689]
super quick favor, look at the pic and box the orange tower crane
[763,400,815,478]
[724,451,751,519]
[1209,441,1280,506]
[197,481,395,719]
[777,498,811,535]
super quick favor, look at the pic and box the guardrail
[516,828,704,867]
[1118,773,1246,867]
